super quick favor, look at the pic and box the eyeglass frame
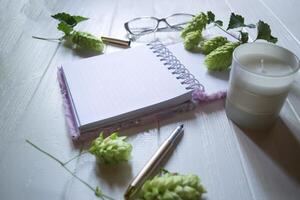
[124,13,195,36]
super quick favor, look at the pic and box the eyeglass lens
[127,17,158,35]
[165,14,193,28]
[127,14,193,36]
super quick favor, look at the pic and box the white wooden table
[1,0,300,199]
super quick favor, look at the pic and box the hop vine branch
[25,139,115,200]
[25,132,132,199]
[32,12,105,53]
[181,11,278,71]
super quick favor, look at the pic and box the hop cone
[71,31,105,52]
[138,172,206,200]
[184,31,202,51]
[205,42,240,71]
[200,36,228,55]
[181,13,208,38]
[89,132,132,164]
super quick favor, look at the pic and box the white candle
[225,42,299,130]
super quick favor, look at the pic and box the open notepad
[58,40,228,139]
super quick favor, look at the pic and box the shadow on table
[95,162,133,186]
[233,117,300,184]
[62,41,103,58]
[129,99,225,137]
[208,70,230,81]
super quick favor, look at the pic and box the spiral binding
[147,40,205,92]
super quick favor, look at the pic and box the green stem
[214,23,241,42]
[25,139,115,200]
[63,151,88,166]
[32,36,63,42]
[63,165,95,191]
[26,139,64,165]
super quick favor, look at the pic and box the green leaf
[206,11,223,26]
[214,20,223,26]
[256,20,278,43]
[51,12,88,27]
[227,13,245,30]
[72,15,89,24]
[269,35,278,43]
[227,13,256,30]
[206,11,215,24]
[52,12,76,26]
[57,22,73,35]
[95,186,102,197]
[239,31,249,43]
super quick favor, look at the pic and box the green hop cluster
[200,36,228,55]
[71,31,105,52]
[181,13,208,38]
[42,12,106,53]
[183,31,202,51]
[138,172,206,200]
[205,42,240,71]
[89,132,132,165]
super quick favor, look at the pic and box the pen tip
[180,124,184,128]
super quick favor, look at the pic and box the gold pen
[124,124,184,200]
[101,36,131,48]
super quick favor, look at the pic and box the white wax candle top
[238,54,293,76]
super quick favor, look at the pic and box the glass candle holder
[225,42,299,131]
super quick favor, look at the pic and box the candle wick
[260,59,266,73]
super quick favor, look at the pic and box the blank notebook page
[168,43,228,96]
[62,45,189,130]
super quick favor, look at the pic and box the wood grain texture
[0,0,299,199]
[260,0,300,44]
[221,0,300,199]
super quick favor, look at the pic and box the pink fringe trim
[57,67,81,139]
[192,88,227,102]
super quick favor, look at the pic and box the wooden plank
[0,0,254,199]
[160,102,254,200]
[0,0,161,199]
[154,1,255,199]
[222,0,300,199]
[0,0,124,199]
[0,0,260,199]
[1,0,299,199]
[260,0,300,44]
[231,120,300,200]
[223,0,300,58]
[0,0,61,160]
[0,0,120,157]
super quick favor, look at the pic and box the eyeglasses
[124,13,194,38]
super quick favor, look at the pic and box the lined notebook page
[62,45,190,130]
